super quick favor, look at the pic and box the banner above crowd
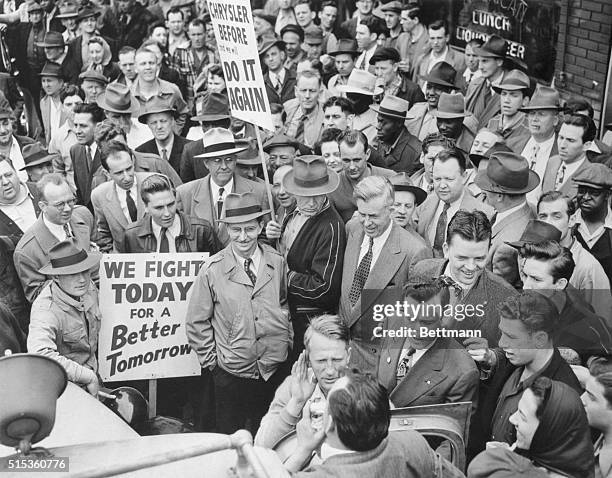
[207,0,275,131]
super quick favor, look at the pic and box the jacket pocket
[62,327,85,346]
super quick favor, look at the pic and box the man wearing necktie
[338,175,432,374]
[186,192,292,435]
[376,279,479,412]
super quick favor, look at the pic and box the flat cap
[304,25,323,44]
[280,24,304,41]
[369,46,401,64]
[381,1,403,13]
[572,163,612,189]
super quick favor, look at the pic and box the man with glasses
[14,173,96,303]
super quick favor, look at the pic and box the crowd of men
[0,0,611,476]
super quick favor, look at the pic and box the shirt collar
[155,134,175,156]
[231,244,262,271]
[151,214,181,237]
[210,176,233,194]
[364,219,393,248]
[43,214,71,240]
[495,201,527,224]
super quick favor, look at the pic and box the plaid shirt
[171,44,216,103]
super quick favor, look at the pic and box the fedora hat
[218,191,270,224]
[79,70,109,85]
[236,142,261,166]
[328,38,359,57]
[258,36,286,56]
[520,85,562,112]
[469,142,513,168]
[191,92,230,122]
[336,69,383,96]
[253,9,276,27]
[282,155,340,196]
[39,62,63,78]
[431,92,471,119]
[138,97,178,124]
[19,143,55,170]
[389,172,427,205]
[473,34,508,58]
[76,6,100,21]
[39,239,102,275]
[262,133,299,153]
[194,128,247,159]
[492,69,530,93]
[35,31,66,48]
[370,94,412,120]
[419,61,457,89]
[506,220,562,249]
[96,83,138,115]
[56,3,79,19]
[475,151,540,194]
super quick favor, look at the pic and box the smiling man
[186,191,292,435]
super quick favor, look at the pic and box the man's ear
[325,412,335,435]
[534,330,549,348]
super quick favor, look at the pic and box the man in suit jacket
[465,35,509,130]
[339,176,431,374]
[415,147,494,256]
[91,141,151,253]
[14,173,95,303]
[260,37,297,106]
[177,128,268,247]
[541,114,594,200]
[135,97,192,175]
[377,280,479,416]
[39,63,69,147]
[476,151,539,287]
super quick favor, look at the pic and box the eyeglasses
[47,198,77,210]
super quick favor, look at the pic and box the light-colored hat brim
[282,168,340,196]
[195,145,248,159]
[336,84,384,96]
[190,113,230,122]
[39,251,102,275]
[96,96,139,115]
[218,209,270,224]
[431,110,472,119]
[369,104,413,120]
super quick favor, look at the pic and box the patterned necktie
[349,237,374,306]
[244,258,257,285]
[159,227,169,253]
[433,202,451,256]
[396,347,416,379]
[294,114,307,142]
[125,189,138,222]
[85,145,93,176]
[161,148,168,162]
[490,212,498,227]
[217,187,225,218]
[555,164,566,190]
[529,144,540,170]
[63,224,73,238]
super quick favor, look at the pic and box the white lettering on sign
[472,9,512,32]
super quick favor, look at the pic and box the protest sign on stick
[98,253,207,383]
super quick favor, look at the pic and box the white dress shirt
[8,137,27,182]
[574,209,612,249]
[43,215,73,241]
[232,245,262,281]
[155,134,175,162]
[358,220,393,273]
[428,192,464,245]
[268,69,286,91]
[151,215,181,253]
[523,134,555,203]
[115,183,138,222]
[0,185,37,232]
[210,177,233,205]
[556,156,586,189]
[355,43,377,70]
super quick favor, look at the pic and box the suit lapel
[492,203,531,239]
[105,183,128,227]
[193,178,215,224]
[542,155,561,192]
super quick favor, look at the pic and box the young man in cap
[56,4,79,44]
[14,173,95,303]
[19,143,53,189]
[412,19,465,90]
[406,61,458,141]
[369,46,425,109]
[176,128,268,247]
[465,35,509,129]
[79,70,108,103]
[0,106,35,183]
[303,25,324,62]
[338,175,431,374]
[131,47,188,136]
[329,129,394,222]
[327,39,359,97]
[486,70,531,153]
[536,191,611,319]
[37,30,80,84]
[380,1,402,50]
[28,238,102,395]
[284,70,325,149]
[136,97,191,175]
[186,191,291,435]
[266,155,346,355]
[354,16,386,73]
[370,94,422,174]
[521,86,562,205]
[475,151,539,287]
[121,172,218,254]
[261,37,297,106]
[281,24,307,73]
[541,114,594,200]
[336,69,381,144]
[571,163,612,287]
[66,7,102,73]
[180,92,231,182]
[432,92,475,154]
[415,146,493,257]
[39,62,68,146]
[388,172,426,231]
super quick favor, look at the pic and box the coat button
[386,357,391,364]
[371,348,377,353]
[254,317,258,321]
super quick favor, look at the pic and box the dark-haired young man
[354,16,386,73]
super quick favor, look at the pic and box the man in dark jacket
[121,173,219,254]
[260,37,297,106]
[101,0,157,49]
[265,155,346,355]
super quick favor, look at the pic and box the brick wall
[554,0,612,125]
